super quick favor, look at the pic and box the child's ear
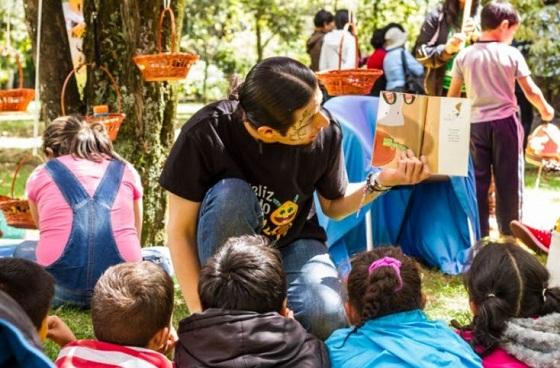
[421,293,427,309]
[344,302,361,326]
[500,19,510,31]
[469,300,478,316]
[147,326,170,353]
[45,147,55,159]
[38,317,48,342]
[279,298,293,318]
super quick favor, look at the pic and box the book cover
[372,91,471,176]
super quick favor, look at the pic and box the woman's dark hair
[42,115,116,162]
[334,9,349,30]
[198,235,287,314]
[443,0,480,29]
[313,9,334,28]
[347,246,424,325]
[480,1,519,31]
[464,241,560,355]
[370,28,386,49]
[237,57,318,135]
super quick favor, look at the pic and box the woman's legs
[280,239,348,340]
[196,178,347,339]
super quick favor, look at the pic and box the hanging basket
[133,7,199,82]
[316,24,383,96]
[0,54,35,112]
[0,156,36,229]
[61,63,125,141]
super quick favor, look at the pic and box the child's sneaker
[509,220,551,254]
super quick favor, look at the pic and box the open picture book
[372,91,472,176]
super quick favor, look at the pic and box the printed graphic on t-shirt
[252,184,300,241]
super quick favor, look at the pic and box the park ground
[0,104,558,359]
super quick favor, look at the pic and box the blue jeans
[13,241,173,307]
[197,178,348,339]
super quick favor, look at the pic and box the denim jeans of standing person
[197,178,348,340]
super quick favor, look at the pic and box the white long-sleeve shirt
[319,30,357,71]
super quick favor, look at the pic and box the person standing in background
[413,0,479,96]
[307,10,335,72]
[319,9,358,71]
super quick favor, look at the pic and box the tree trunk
[81,0,185,245]
[202,47,209,103]
[23,0,81,123]
[255,14,263,62]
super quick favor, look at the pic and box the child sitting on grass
[0,258,75,367]
[457,240,560,367]
[326,246,482,368]
[174,235,330,367]
[55,262,176,367]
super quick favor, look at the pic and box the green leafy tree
[523,1,560,115]
[240,0,305,62]
[183,0,245,102]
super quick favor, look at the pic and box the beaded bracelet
[356,172,392,217]
[365,171,392,194]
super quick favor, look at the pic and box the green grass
[525,164,560,191]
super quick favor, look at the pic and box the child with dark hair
[448,1,555,237]
[0,258,75,367]
[307,9,335,71]
[457,241,560,367]
[174,235,330,367]
[55,261,175,367]
[326,247,481,368]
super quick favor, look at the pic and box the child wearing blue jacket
[326,246,482,368]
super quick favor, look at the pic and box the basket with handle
[133,4,199,82]
[0,54,35,112]
[61,63,125,141]
[0,156,36,229]
[316,23,383,96]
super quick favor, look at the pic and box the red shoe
[509,220,551,254]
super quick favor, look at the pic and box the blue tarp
[319,96,480,275]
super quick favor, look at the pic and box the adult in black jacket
[413,0,478,96]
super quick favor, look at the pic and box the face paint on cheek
[288,110,312,142]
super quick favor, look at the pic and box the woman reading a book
[160,56,431,340]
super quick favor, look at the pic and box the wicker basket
[133,7,199,82]
[61,63,125,141]
[316,24,383,96]
[0,54,35,112]
[0,156,36,229]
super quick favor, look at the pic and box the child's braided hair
[348,246,424,326]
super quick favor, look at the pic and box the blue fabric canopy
[318,96,480,275]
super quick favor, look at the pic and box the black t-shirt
[159,99,348,247]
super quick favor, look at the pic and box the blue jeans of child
[13,242,173,308]
[197,178,348,340]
